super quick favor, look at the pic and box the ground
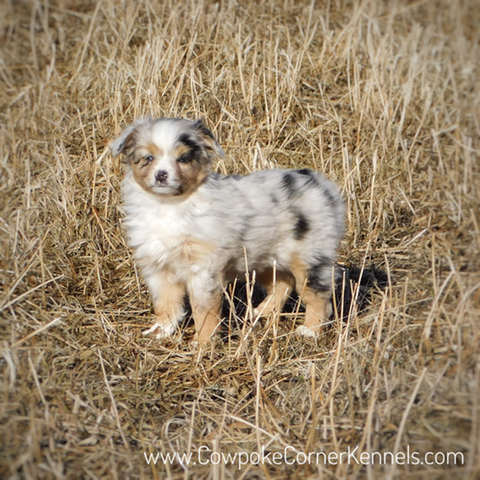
[0,0,479,478]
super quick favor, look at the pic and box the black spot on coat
[307,256,334,292]
[294,211,310,240]
[297,168,319,187]
[322,187,337,206]
[282,172,297,198]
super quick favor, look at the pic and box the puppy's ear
[193,119,225,159]
[110,117,151,161]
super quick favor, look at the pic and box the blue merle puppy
[110,117,345,343]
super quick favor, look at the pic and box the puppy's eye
[178,154,192,164]
[144,155,154,163]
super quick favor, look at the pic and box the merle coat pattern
[111,117,345,343]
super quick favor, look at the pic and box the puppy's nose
[155,170,168,184]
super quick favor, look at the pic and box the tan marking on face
[171,144,192,159]
[175,158,210,195]
[131,157,158,192]
[146,143,162,157]
[128,143,165,193]
[169,140,211,196]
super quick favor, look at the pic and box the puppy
[111,117,345,343]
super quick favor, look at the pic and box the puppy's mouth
[151,183,179,192]
[149,182,184,196]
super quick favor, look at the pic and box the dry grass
[1,0,479,478]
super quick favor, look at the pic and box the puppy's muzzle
[155,170,169,184]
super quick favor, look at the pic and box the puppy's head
[110,117,224,197]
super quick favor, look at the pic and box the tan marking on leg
[149,273,185,337]
[289,254,307,285]
[289,254,330,336]
[193,291,223,343]
[301,289,329,335]
[254,269,294,317]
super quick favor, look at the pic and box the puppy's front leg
[188,273,223,343]
[142,268,186,339]
[192,292,223,344]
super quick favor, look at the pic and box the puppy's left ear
[193,119,225,159]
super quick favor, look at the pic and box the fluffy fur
[111,117,345,343]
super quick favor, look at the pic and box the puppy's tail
[333,264,389,320]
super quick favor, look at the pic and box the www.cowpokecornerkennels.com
[144,446,464,470]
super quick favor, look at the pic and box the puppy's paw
[253,307,269,318]
[253,302,274,318]
[296,325,318,338]
[143,321,176,339]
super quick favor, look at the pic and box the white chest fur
[122,175,218,276]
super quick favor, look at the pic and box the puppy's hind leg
[290,256,333,338]
[296,288,331,337]
[253,269,295,318]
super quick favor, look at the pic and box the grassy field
[1,0,479,478]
